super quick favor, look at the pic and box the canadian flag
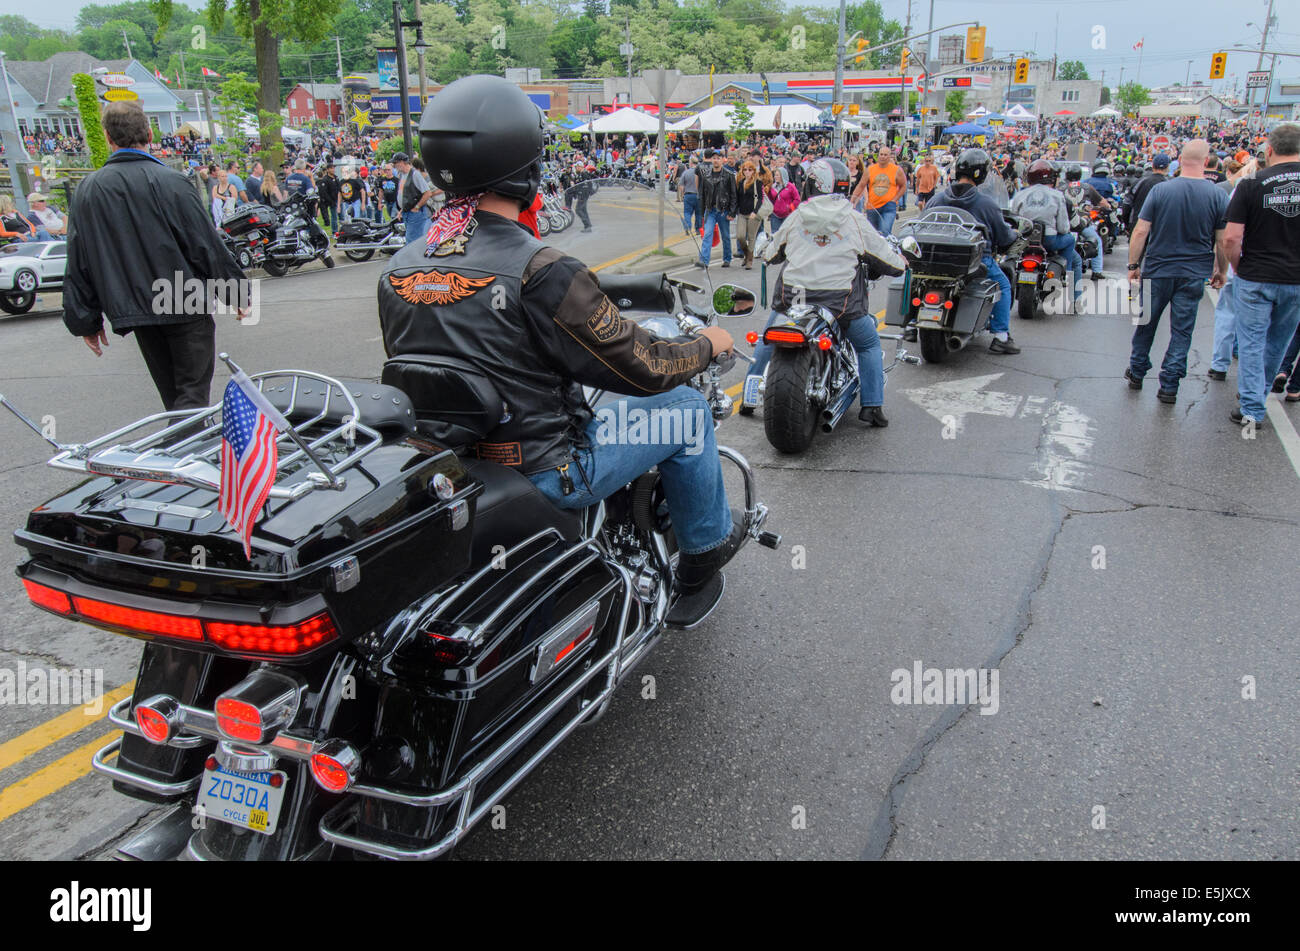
[1132,38,1144,50]
[154,68,170,84]
[202,67,221,77]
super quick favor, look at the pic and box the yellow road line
[0,731,119,824]
[0,682,134,774]
[592,232,694,272]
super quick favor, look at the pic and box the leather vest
[378,212,590,473]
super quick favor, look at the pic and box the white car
[0,240,66,315]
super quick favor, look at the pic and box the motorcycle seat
[597,273,674,313]
[261,378,417,436]
[461,458,583,564]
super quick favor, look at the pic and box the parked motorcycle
[223,190,334,277]
[886,209,1027,364]
[1,180,777,862]
[334,217,406,262]
[746,234,922,454]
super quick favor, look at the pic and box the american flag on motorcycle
[219,370,288,558]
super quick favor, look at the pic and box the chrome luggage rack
[1,356,383,499]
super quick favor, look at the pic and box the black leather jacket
[698,165,738,215]
[378,210,712,474]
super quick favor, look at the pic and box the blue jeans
[343,199,365,219]
[1232,277,1300,420]
[320,203,337,232]
[1211,278,1237,373]
[527,387,730,553]
[1042,233,1082,300]
[746,310,885,408]
[867,200,898,236]
[403,208,430,245]
[769,214,785,233]
[1128,276,1204,392]
[1279,321,1300,395]
[698,210,732,265]
[681,193,701,233]
[1081,224,1103,272]
[983,254,1012,335]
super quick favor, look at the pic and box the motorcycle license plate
[198,764,287,836]
[919,307,944,323]
[1017,272,1038,284]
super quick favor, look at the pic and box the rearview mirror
[711,284,756,318]
[898,236,921,259]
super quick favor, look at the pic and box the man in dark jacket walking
[63,102,246,411]
[694,149,737,268]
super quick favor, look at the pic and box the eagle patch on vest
[389,269,495,305]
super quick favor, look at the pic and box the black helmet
[803,157,850,200]
[954,148,991,185]
[418,74,543,207]
[1025,159,1055,186]
[1093,162,1110,176]
[1064,165,1083,182]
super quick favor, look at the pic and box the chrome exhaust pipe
[820,387,856,433]
[946,333,968,352]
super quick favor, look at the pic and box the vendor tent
[574,107,661,134]
[942,123,991,135]
[666,103,785,132]
[1090,105,1121,118]
[1004,104,1037,122]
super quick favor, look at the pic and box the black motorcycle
[223,190,334,277]
[334,217,406,262]
[1,271,777,861]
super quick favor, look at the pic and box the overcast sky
[14,0,1296,89]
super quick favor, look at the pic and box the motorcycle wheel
[919,328,948,364]
[552,211,573,233]
[322,254,336,268]
[537,214,551,237]
[0,292,35,315]
[763,348,821,454]
[261,259,288,277]
[1017,284,1038,320]
[236,247,253,271]
[341,239,374,262]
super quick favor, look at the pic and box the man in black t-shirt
[1222,123,1300,427]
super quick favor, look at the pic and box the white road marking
[902,372,1023,431]
[1022,401,1096,492]
[1265,395,1300,483]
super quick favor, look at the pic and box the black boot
[667,510,746,627]
[858,405,888,427]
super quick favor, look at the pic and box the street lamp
[392,1,426,156]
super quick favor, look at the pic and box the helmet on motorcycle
[1025,159,1055,186]
[1064,165,1083,182]
[953,148,991,185]
[802,157,851,200]
[418,74,544,208]
[1093,162,1110,177]
[1113,163,1127,176]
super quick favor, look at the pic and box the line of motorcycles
[219,189,336,277]
[1013,186,1127,321]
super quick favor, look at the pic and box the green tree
[945,90,967,120]
[1115,81,1151,116]
[1058,60,1089,81]
[150,0,345,170]
[728,99,754,142]
[71,73,109,168]
[1099,85,1111,106]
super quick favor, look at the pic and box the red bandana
[425,194,483,254]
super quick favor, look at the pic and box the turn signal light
[943,301,955,310]
[134,699,179,744]
[310,740,360,793]
[745,331,759,345]
[817,335,833,351]
[911,297,922,307]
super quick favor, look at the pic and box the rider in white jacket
[742,158,907,427]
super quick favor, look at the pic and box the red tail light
[23,579,71,616]
[1021,259,1038,271]
[249,215,261,224]
[72,596,204,640]
[215,697,264,742]
[911,297,922,306]
[943,300,955,310]
[745,331,759,345]
[206,614,338,655]
[310,740,360,793]
[765,329,807,344]
[817,335,833,351]
[924,291,942,305]
[134,696,181,744]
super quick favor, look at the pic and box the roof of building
[290,82,343,100]
[4,51,131,106]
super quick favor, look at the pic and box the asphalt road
[1,201,1297,861]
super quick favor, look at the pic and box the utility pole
[335,36,344,82]
[624,18,633,106]
[920,0,934,146]
[1247,0,1275,130]
[179,49,188,88]
[122,29,134,60]
[899,0,911,146]
[414,0,428,109]
[832,0,846,151]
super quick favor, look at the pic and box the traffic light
[1014,58,1030,84]
[900,48,910,71]
[831,103,845,116]
[1209,52,1227,80]
[848,103,860,116]
[966,26,986,63]
[854,37,868,65]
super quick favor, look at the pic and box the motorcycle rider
[1011,159,1083,307]
[739,158,908,425]
[1083,162,1117,203]
[377,74,743,624]
[927,148,1024,355]
[1060,166,1107,278]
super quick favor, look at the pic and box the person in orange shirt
[913,153,941,211]
[853,145,907,235]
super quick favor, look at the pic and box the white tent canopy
[176,118,308,146]
[967,105,989,117]
[1004,104,1037,122]
[1091,105,1121,117]
[574,107,661,134]
[666,103,786,132]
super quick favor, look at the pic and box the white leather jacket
[759,194,906,290]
